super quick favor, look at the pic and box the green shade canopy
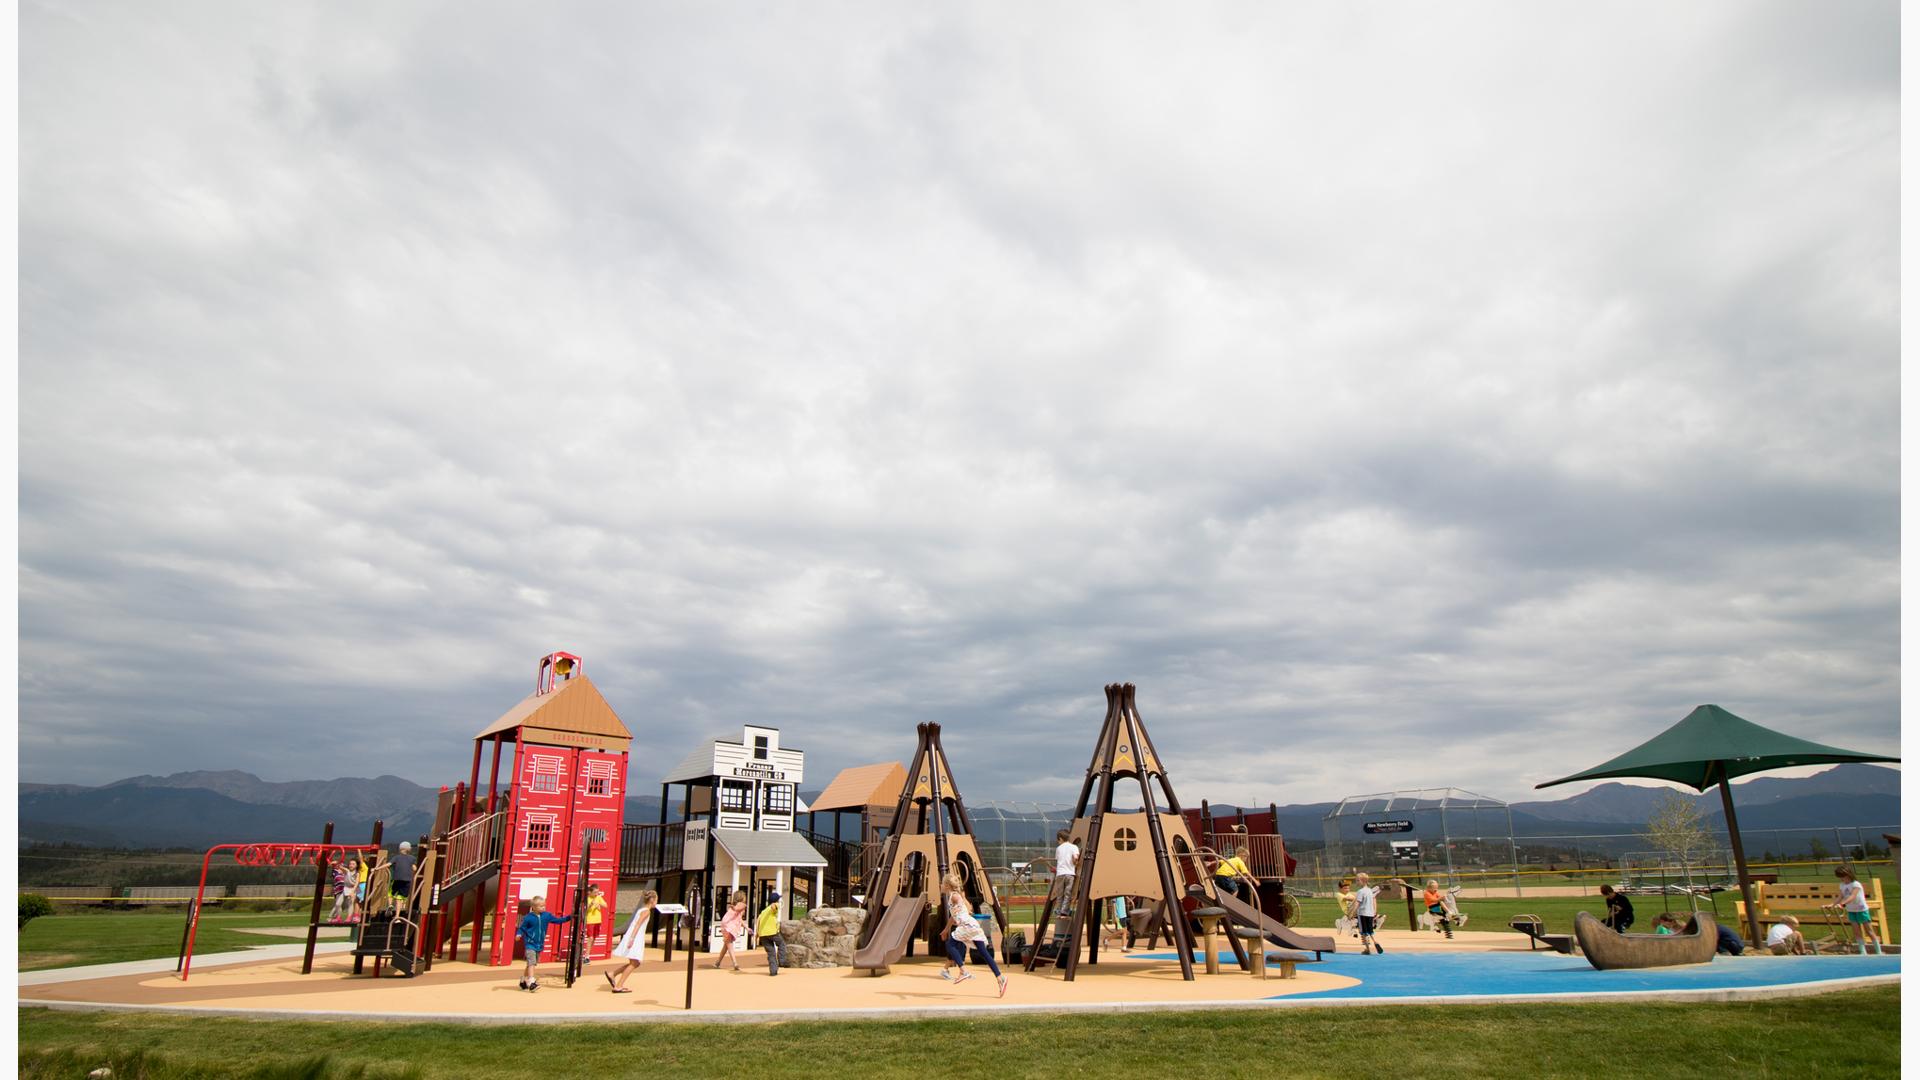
[1536,704,1899,792]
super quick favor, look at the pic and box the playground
[17,919,1901,1021]
[17,668,1901,1080]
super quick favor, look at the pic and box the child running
[938,871,1008,997]
[715,890,748,971]
[1832,865,1883,955]
[515,895,574,992]
[605,889,656,993]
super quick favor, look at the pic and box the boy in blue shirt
[516,895,574,991]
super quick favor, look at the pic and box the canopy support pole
[1714,763,1762,944]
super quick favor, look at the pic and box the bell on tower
[536,651,583,694]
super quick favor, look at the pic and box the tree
[1642,792,1714,910]
[19,893,52,929]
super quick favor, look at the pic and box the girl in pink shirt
[715,890,748,971]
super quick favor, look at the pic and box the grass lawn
[19,911,317,971]
[19,986,1899,1079]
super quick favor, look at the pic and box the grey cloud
[19,1,1897,809]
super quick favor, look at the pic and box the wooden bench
[1736,879,1890,943]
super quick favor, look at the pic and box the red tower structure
[463,652,632,967]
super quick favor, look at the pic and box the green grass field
[19,911,317,971]
[18,986,1900,1079]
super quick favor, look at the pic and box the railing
[620,822,684,879]
[1201,832,1290,881]
[444,809,509,886]
[800,832,883,886]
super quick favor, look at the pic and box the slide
[1210,889,1337,958]
[852,895,926,972]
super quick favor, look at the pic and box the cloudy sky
[19,1,1899,807]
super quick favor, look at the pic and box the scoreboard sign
[1389,840,1421,862]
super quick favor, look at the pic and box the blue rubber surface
[1134,949,1900,1000]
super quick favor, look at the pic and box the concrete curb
[18,972,1899,1025]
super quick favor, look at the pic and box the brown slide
[853,895,926,973]
[1210,888,1336,959]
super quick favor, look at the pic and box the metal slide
[1209,887,1337,959]
[852,895,926,972]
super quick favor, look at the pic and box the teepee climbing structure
[853,722,1008,971]
[1025,683,1206,981]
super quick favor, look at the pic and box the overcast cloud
[19,1,1899,807]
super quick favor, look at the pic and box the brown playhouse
[804,761,909,907]
[1025,683,1334,982]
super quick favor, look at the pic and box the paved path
[20,942,356,987]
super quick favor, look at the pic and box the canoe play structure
[1573,910,1718,970]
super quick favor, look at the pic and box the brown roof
[808,762,907,812]
[473,674,632,744]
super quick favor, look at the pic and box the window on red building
[527,821,553,851]
[530,762,562,793]
[587,775,608,796]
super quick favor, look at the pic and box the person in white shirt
[1351,872,1410,956]
[1053,830,1081,911]
[1764,915,1808,956]
[1832,865,1883,955]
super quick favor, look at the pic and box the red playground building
[463,652,632,967]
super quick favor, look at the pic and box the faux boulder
[776,907,869,968]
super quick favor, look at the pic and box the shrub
[19,893,54,929]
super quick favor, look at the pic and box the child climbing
[756,890,788,975]
[1054,830,1080,906]
[938,871,1008,997]
[715,890,748,971]
[1833,865,1883,955]
[326,860,354,924]
[515,895,574,992]
[605,889,656,993]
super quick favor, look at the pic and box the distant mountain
[19,786,388,850]
[18,763,1896,851]
[102,770,439,824]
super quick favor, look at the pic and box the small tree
[1642,792,1714,910]
[19,893,53,929]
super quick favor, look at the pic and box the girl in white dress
[605,889,657,993]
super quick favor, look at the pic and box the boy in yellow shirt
[756,890,789,976]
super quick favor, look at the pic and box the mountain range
[18,765,1898,853]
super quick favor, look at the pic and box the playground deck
[19,927,1898,1022]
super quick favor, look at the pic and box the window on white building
[761,783,795,815]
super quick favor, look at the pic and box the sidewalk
[20,942,357,987]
